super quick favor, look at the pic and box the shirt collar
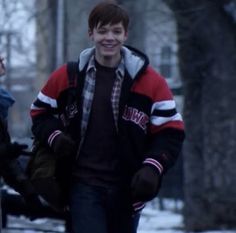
[86,55,96,73]
[86,54,125,78]
[116,57,125,78]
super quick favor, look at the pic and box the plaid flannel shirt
[81,55,125,138]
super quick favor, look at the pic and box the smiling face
[89,22,128,67]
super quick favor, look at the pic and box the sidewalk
[2,200,234,233]
[2,200,184,233]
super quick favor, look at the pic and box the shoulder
[41,64,70,97]
[132,65,172,99]
[143,66,167,85]
[47,64,68,88]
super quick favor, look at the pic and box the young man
[0,56,46,227]
[30,1,185,233]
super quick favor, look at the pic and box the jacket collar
[78,46,149,80]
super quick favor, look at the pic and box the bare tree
[0,0,37,137]
[118,0,147,52]
[35,0,57,88]
[65,0,101,60]
[166,0,236,230]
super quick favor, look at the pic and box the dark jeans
[69,181,140,233]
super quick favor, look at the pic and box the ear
[124,31,128,41]
[88,29,93,40]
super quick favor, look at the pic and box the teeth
[103,45,114,48]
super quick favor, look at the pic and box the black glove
[19,180,49,220]
[0,142,28,160]
[51,133,76,158]
[131,165,162,202]
[24,194,49,220]
[25,194,48,210]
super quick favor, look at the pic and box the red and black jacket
[31,46,185,180]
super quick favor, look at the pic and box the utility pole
[0,31,15,90]
[5,32,12,90]
[56,0,65,67]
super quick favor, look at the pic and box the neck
[95,53,121,68]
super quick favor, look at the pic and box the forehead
[96,22,125,29]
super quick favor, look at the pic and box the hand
[25,194,48,210]
[52,133,76,158]
[0,142,28,160]
[24,194,49,220]
[8,142,28,158]
[131,165,162,202]
[18,180,50,219]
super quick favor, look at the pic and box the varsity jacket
[30,46,185,185]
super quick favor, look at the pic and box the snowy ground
[2,199,235,233]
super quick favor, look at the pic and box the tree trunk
[35,0,57,87]
[65,0,101,60]
[118,0,146,52]
[166,0,236,230]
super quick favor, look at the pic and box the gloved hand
[24,194,49,220]
[17,180,49,219]
[0,142,28,160]
[131,165,162,202]
[51,133,76,158]
[25,194,48,210]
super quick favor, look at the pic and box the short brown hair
[88,1,129,31]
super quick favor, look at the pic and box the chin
[101,52,117,57]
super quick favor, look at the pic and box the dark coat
[0,116,35,197]
[31,46,185,182]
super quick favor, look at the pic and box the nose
[105,31,115,40]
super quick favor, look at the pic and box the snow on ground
[138,200,184,233]
[2,198,235,233]
[138,201,234,233]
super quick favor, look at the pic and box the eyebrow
[97,25,123,29]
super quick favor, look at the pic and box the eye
[114,30,122,35]
[97,29,107,34]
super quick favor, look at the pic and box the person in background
[0,56,46,228]
[30,1,185,233]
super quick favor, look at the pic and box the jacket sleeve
[0,119,36,197]
[30,64,69,145]
[144,128,185,174]
[143,68,185,174]
[0,157,36,197]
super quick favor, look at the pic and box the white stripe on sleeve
[38,92,57,108]
[151,113,182,126]
[151,100,176,113]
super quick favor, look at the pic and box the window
[160,45,172,78]
[160,64,171,78]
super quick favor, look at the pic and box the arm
[30,64,68,145]
[132,69,185,202]
[31,64,76,158]
[0,157,36,196]
[143,72,185,174]
[143,123,185,174]
[0,157,49,216]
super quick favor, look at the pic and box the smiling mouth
[102,44,117,48]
